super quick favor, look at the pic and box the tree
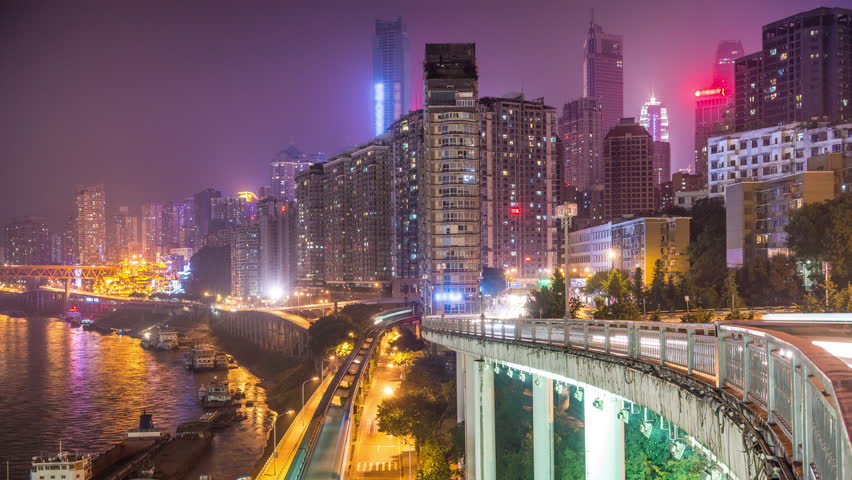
[738,255,803,306]
[604,269,629,303]
[786,193,852,287]
[584,271,610,297]
[525,270,566,318]
[391,327,425,352]
[648,260,666,310]
[630,267,646,306]
[685,198,727,306]
[416,439,453,480]
[721,268,742,311]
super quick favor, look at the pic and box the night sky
[0,0,832,229]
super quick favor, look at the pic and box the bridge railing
[423,315,852,480]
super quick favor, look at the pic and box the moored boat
[31,445,93,480]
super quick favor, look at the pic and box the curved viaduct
[423,316,852,480]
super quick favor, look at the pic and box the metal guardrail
[423,315,852,480]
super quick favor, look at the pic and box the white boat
[31,445,93,480]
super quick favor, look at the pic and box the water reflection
[0,315,274,480]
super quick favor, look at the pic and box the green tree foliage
[524,270,565,318]
[377,392,445,445]
[568,297,584,319]
[680,307,715,324]
[685,198,727,307]
[481,267,507,298]
[648,260,667,310]
[721,268,742,311]
[307,304,382,357]
[592,270,641,319]
[186,246,231,299]
[584,271,610,297]
[391,327,425,352]
[630,268,646,305]
[605,269,629,303]
[797,280,852,312]
[786,193,852,287]
[416,439,453,480]
[737,255,804,306]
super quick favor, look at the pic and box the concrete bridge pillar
[533,376,554,480]
[584,386,625,480]
[457,352,467,423]
[464,354,476,479]
[474,358,496,480]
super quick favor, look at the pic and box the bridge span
[423,316,852,480]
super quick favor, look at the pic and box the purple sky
[0,0,832,229]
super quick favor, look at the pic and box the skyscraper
[735,7,852,131]
[583,20,624,136]
[559,97,604,191]
[422,43,480,314]
[295,164,325,281]
[75,185,106,264]
[271,146,320,203]
[695,86,735,176]
[193,188,221,242]
[480,95,560,281]
[373,17,410,135]
[108,206,139,262]
[639,96,668,142]
[62,216,77,265]
[3,217,50,265]
[604,118,656,220]
[230,224,260,298]
[258,198,295,299]
[714,40,744,92]
[140,202,163,260]
[652,141,671,186]
[389,109,424,296]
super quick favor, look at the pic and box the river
[0,315,275,480]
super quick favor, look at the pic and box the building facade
[230,224,260,298]
[604,118,657,220]
[421,43,481,314]
[75,185,106,264]
[373,17,410,135]
[639,96,669,142]
[295,164,325,280]
[584,21,624,136]
[271,146,313,203]
[258,198,294,299]
[707,122,852,199]
[3,217,50,265]
[559,97,604,191]
[140,202,163,260]
[389,109,424,295]
[695,87,735,177]
[108,206,139,263]
[567,216,691,284]
[735,8,852,132]
[349,143,393,282]
[479,95,560,282]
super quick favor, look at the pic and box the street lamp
[301,376,320,407]
[556,203,578,320]
[320,355,336,379]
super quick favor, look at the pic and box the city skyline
[1,0,828,228]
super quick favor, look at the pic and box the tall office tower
[652,141,671,186]
[695,86,735,176]
[108,206,139,262]
[640,96,671,185]
[306,152,328,164]
[389,110,424,296]
[639,96,668,142]
[714,41,744,92]
[176,197,197,249]
[230,224,260,298]
[295,164,326,280]
[349,143,393,282]
[62,216,77,265]
[373,17,410,135]
[210,196,249,231]
[257,198,294,299]
[584,20,624,136]
[735,8,852,131]
[421,43,480,314]
[193,188,221,242]
[140,202,164,260]
[271,146,311,202]
[75,185,106,264]
[161,202,179,250]
[50,234,63,264]
[559,97,604,191]
[3,217,50,265]
[321,153,353,282]
[480,95,560,281]
[604,118,656,220]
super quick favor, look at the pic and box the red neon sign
[524,256,532,262]
[509,207,522,215]
[694,87,726,97]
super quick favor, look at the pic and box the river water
[0,315,275,480]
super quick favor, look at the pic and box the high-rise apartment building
[295,164,326,281]
[349,143,393,282]
[421,43,481,314]
[389,110,424,295]
[271,146,313,203]
[62,216,77,265]
[604,118,656,219]
[480,95,560,281]
[3,217,50,265]
[108,206,139,262]
[258,198,294,299]
[230,224,260,298]
[559,97,604,191]
[75,185,106,264]
[652,141,671,186]
[321,153,353,282]
[735,8,852,132]
[584,21,624,136]
[140,202,163,260]
[707,121,852,199]
[193,188,221,242]
[373,17,410,135]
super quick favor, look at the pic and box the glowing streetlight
[301,376,320,407]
